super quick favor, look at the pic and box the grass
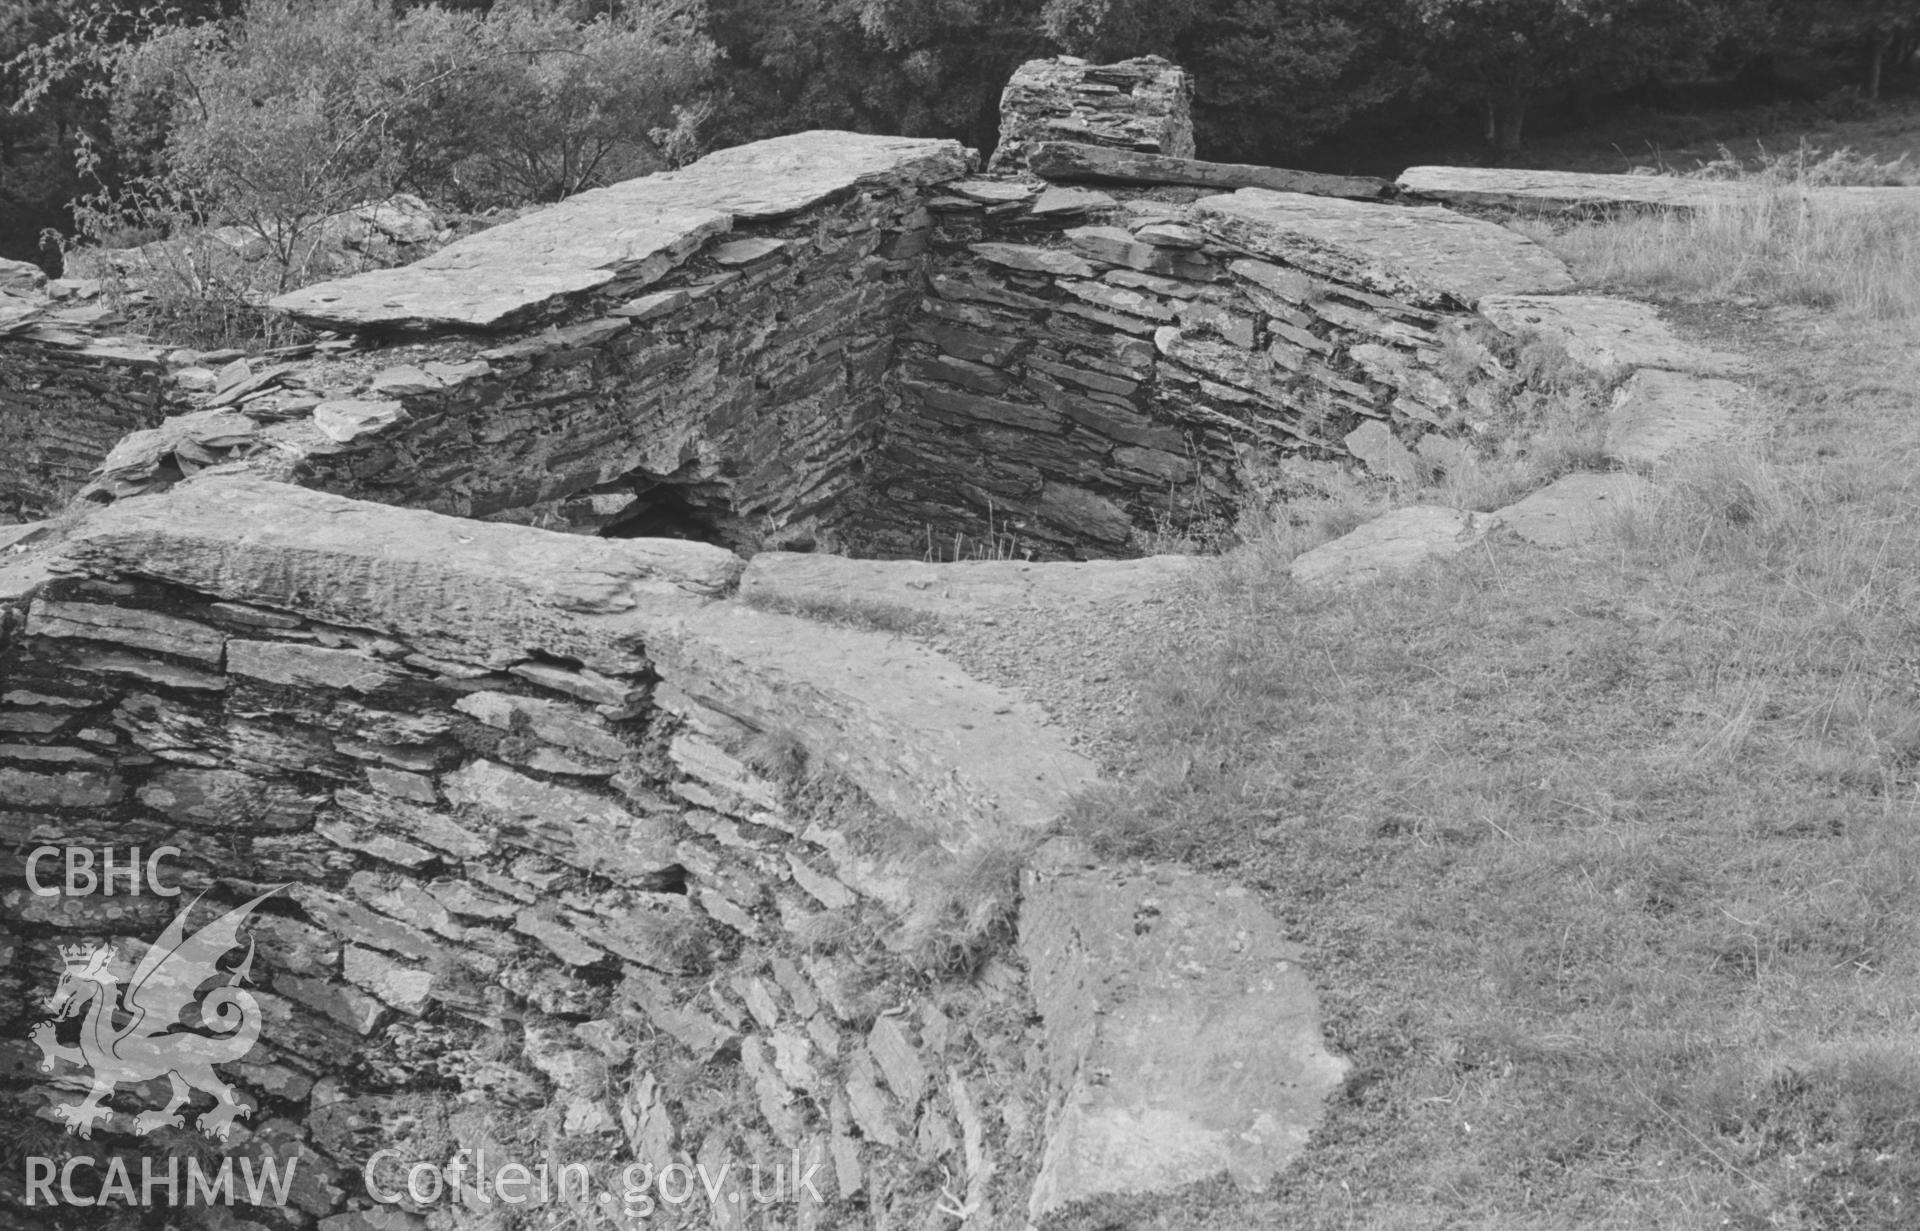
[1051,153,1920,1229]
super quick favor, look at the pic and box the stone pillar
[991,55,1195,171]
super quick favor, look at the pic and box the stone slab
[1493,471,1651,547]
[1020,849,1348,1217]
[738,552,1199,622]
[271,131,968,331]
[1289,506,1493,588]
[51,474,1096,850]
[1478,295,1749,377]
[1398,165,1920,214]
[1605,368,1748,468]
[644,601,1100,843]
[1030,142,1392,201]
[54,473,743,672]
[1193,189,1573,309]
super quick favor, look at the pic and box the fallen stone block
[1020,847,1349,1218]
[1290,505,1493,588]
[1478,295,1749,377]
[1493,471,1651,547]
[1604,368,1749,468]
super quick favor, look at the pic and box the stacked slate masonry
[0,333,182,521]
[0,485,1047,1227]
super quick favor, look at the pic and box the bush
[80,0,715,290]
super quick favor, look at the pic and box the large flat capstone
[1398,165,1920,214]
[56,473,742,672]
[270,131,968,331]
[1021,847,1349,1217]
[1192,189,1574,309]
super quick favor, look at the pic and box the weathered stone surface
[229,640,398,692]
[1493,471,1651,547]
[78,409,259,503]
[1604,368,1748,467]
[1290,506,1493,588]
[994,57,1194,171]
[970,243,1098,279]
[1030,186,1117,217]
[271,130,967,330]
[1021,849,1348,1217]
[1343,421,1421,482]
[453,690,626,762]
[0,257,46,294]
[740,551,1197,623]
[1194,189,1574,307]
[947,180,1037,204]
[711,237,788,267]
[26,600,226,663]
[645,602,1100,843]
[1479,295,1749,377]
[1029,142,1391,200]
[63,648,227,691]
[57,474,743,672]
[137,767,323,830]
[1066,225,1214,279]
[443,759,678,883]
[313,399,406,444]
[0,766,121,807]
[1397,164,1920,214]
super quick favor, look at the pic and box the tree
[1793,1,1920,98]
[705,0,1050,152]
[1179,0,1413,161]
[1408,0,1755,151]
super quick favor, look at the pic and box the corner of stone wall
[991,55,1195,172]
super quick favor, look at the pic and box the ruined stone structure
[0,58,1576,560]
[0,51,1807,1231]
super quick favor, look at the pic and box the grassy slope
[1050,136,1920,1229]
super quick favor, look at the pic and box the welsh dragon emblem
[29,887,284,1141]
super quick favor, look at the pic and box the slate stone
[1605,368,1748,468]
[1030,186,1117,217]
[313,398,406,444]
[1290,506,1494,589]
[1397,165,1920,214]
[27,600,226,664]
[229,640,398,692]
[1479,295,1750,377]
[1194,189,1573,307]
[1493,471,1652,547]
[1021,850,1349,1217]
[271,130,967,330]
[969,243,1099,279]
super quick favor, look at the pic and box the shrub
[75,0,715,293]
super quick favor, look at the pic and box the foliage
[1406,0,1770,150]
[704,0,1049,151]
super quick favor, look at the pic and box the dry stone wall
[990,56,1196,172]
[0,326,182,521]
[857,172,1566,555]
[4,73,1591,560]
[0,474,1110,1228]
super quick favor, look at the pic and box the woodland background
[2,0,1917,271]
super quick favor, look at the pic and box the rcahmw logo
[25,1154,297,1210]
[28,885,284,1141]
